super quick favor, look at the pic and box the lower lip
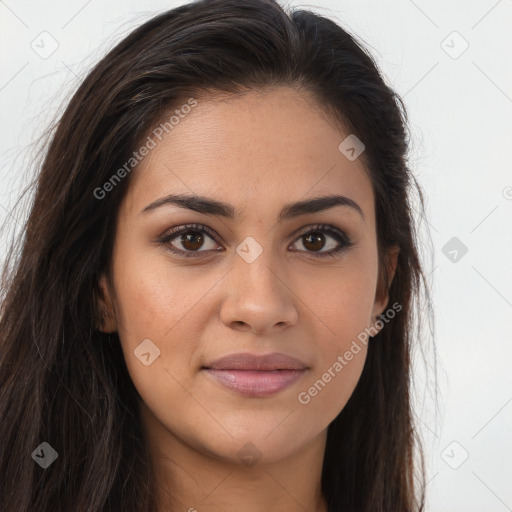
[202,369,306,397]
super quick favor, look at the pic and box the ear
[371,245,400,325]
[95,273,118,333]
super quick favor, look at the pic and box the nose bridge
[233,233,281,297]
[242,217,295,274]
[219,234,298,332]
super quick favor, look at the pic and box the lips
[202,352,308,397]
[202,352,308,371]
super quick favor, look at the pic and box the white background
[1,1,511,510]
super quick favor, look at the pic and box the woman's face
[99,86,397,466]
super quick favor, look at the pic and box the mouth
[202,368,307,397]
[201,352,308,397]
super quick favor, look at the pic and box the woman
[0,0,433,510]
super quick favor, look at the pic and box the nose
[219,248,299,335]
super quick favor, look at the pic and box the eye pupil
[181,231,204,250]
[303,232,325,251]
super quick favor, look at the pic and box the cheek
[296,343,368,423]
[299,250,379,340]
[108,243,198,390]
[110,255,207,433]
[111,238,206,341]
[292,254,377,418]
[292,285,371,427]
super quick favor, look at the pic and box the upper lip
[202,352,308,371]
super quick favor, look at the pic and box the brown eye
[290,225,353,257]
[178,231,206,251]
[302,232,326,252]
[157,223,222,258]
[168,229,220,254]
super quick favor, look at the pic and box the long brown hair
[0,1,434,510]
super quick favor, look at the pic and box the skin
[98,86,399,512]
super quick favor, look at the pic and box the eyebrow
[141,193,365,221]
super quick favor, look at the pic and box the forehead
[125,86,375,224]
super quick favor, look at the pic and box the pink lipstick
[202,352,308,398]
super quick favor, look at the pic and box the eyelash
[156,223,354,259]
